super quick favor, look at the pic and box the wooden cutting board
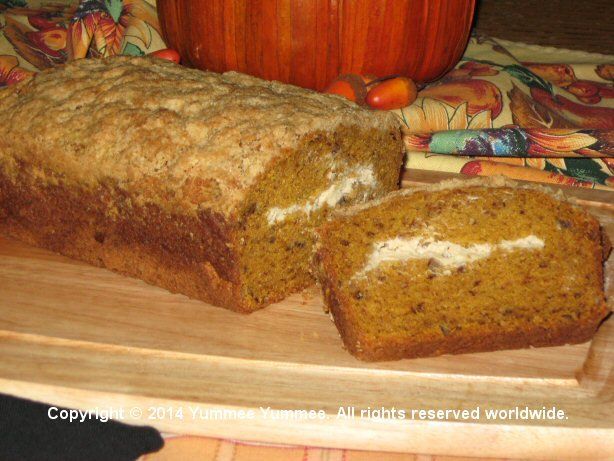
[0,171,612,460]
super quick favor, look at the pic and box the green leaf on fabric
[502,65,553,94]
[122,42,145,57]
[104,0,123,23]
[0,0,27,7]
[561,158,611,185]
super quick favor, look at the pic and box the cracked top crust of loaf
[0,56,399,216]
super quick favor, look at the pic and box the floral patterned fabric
[398,36,614,190]
[0,0,162,78]
[1,1,613,190]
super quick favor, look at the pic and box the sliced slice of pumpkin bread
[314,177,611,361]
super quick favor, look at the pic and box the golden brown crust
[0,56,399,217]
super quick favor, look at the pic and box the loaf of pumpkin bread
[314,177,610,361]
[0,57,404,312]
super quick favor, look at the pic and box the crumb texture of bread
[315,179,610,361]
[0,57,404,312]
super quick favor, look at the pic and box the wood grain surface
[0,171,612,459]
[475,0,614,55]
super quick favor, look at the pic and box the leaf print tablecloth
[1,0,613,190]
[398,36,614,190]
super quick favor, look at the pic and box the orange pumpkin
[157,0,476,91]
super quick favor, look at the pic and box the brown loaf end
[0,57,404,312]
[314,178,610,361]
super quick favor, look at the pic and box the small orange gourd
[324,74,368,106]
[150,48,181,64]
[366,77,418,110]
